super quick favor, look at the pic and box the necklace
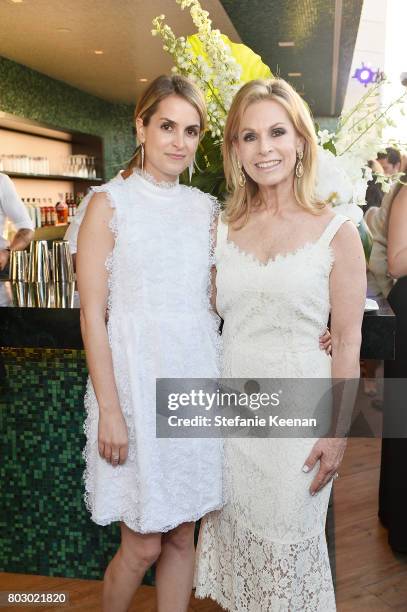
[133,167,179,190]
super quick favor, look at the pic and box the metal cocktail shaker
[28,240,50,283]
[52,240,74,283]
[9,250,28,282]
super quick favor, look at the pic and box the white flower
[317,129,333,145]
[332,203,364,225]
[315,146,353,205]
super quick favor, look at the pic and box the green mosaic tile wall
[0,57,135,180]
[0,348,154,584]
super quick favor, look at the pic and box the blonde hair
[223,78,324,226]
[128,74,207,170]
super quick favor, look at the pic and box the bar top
[0,280,396,358]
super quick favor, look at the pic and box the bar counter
[0,280,396,358]
[0,280,396,583]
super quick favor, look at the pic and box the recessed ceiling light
[9,0,24,4]
[94,50,104,55]
[278,41,295,47]
[288,72,302,77]
[57,27,71,33]
[139,78,148,82]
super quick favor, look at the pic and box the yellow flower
[187,33,272,82]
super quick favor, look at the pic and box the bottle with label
[40,206,46,227]
[45,206,52,226]
[55,193,68,224]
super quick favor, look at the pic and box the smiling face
[136,94,201,183]
[234,99,304,190]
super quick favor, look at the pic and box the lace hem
[194,511,336,612]
[89,501,225,535]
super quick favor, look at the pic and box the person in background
[369,156,407,553]
[377,146,401,176]
[363,158,386,397]
[0,172,34,277]
[364,159,385,215]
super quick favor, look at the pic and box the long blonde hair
[128,75,207,170]
[223,78,324,225]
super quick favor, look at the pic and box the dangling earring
[295,150,304,178]
[141,142,145,171]
[237,160,246,187]
[188,157,195,183]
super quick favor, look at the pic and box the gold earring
[237,160,246,187]
[295,150,304,178]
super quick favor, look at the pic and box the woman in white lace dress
[195,79,366,610]
[76,75,223,612]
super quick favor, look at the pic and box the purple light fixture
[352,62,378,86]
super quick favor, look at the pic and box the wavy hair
[223,78,324,225]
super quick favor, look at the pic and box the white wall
[382,0,407,145]
[342,0,387,113]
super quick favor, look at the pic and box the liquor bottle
[55,193,68,224]
[46,206,52,226]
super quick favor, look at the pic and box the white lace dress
[195,214,350,611]
[82,169,223,533]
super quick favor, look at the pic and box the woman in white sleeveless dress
[76,75,223,612]
[195,79,366,610]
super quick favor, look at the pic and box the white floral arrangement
[316,78,406,223]
[152,0,271,141]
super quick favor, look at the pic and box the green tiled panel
[0,348,154,584]
[0,57,135,180]
[219,0,363,116]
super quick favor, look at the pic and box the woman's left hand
[319,328,332,354]
[302,438,347,495]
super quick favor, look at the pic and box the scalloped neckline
[223,214,341,267]
[225,238,323,267]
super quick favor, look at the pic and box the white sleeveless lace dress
[195,214,350,611]
[82,169,224,533]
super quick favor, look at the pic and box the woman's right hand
[98,408,129,466]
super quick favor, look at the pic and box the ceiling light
[57,28,71,33]
[139,78,148,82]
[9,0,24,3]
[288,72,302,77]
[278,41,295,47]
[94,50,104,55]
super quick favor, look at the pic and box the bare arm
[10,228,34,250]
[387,185,407,279]
[304,221,366,493]
[330,221,366,378]
[77,192,128,465]
[0,228,34,270]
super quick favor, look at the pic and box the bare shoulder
[331,219,363,258]
[84,192,114,221]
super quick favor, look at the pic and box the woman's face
[234,99,303,190]
[136,94,201,183]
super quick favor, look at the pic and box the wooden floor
[1,439,407,611]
